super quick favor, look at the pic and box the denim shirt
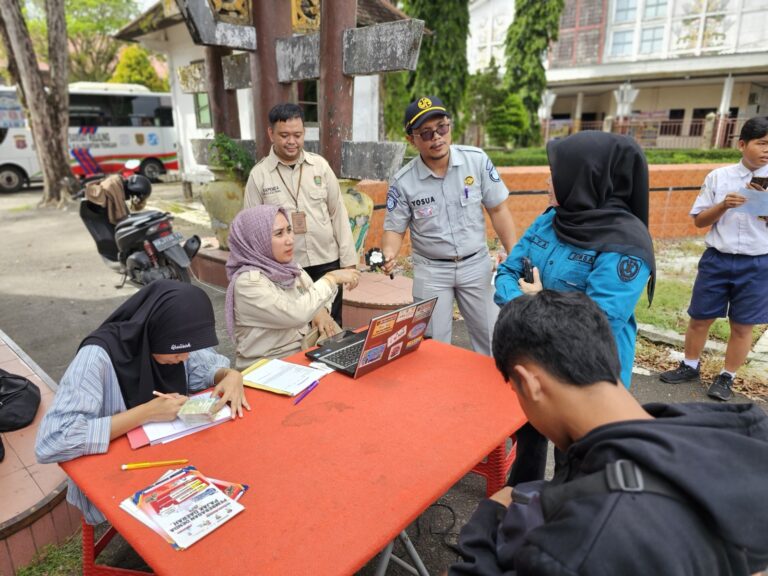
[494,209,651,388]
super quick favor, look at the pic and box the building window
[644,0,666,19]
[194,92,211,129]
[639,26,664,54]
[297,80,318,125]
[610,29,634,56]
[614,0,636,23]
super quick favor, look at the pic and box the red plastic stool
[81,518,155,576]
[471,434,517,497]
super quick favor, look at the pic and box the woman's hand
[489,486,513,507]
[326,268,361,290]
[146,394,187,423]
[518,266,543,294]
[312,309,341,339]
[212,368,251,418]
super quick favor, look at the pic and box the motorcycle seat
[114,210,167,232]
[79,200,118,262]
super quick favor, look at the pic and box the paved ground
[1,183,764,575]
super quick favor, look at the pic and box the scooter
[77,160,200,287]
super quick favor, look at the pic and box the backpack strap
[539,459,690,519]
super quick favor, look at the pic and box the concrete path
[1,184,764,575]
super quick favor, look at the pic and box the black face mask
[80,280,218,409]
[548,132,656,303]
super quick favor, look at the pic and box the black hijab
[548,132,656,302]
[80,280,219,409]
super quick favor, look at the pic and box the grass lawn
[16,534,81,576]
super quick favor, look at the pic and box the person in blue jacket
[494,131,655,485]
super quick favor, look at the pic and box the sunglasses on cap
[413,122,451,142]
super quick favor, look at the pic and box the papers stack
[127,391,231,449]
[120,466,247,550]
[242,358,327,396]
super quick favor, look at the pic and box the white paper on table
[243,359,326,396]
[142,392,232,445]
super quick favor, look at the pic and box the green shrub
[485,146,742,167]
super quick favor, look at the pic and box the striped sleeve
[185,348,230,393]
[35,345,125,464]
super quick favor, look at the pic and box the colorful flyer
[135,467,244,550]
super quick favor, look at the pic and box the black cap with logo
[403,96,450,134]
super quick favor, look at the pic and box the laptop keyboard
[322,340,365,368]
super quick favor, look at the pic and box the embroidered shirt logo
[617,256,641,282]
[568,252,595,265]
[411,196,436,207]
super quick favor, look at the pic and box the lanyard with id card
[277,163,307,234]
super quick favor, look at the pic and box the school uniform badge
[314,176,322,185]
[617,256,641,282]
[464,176,475,186]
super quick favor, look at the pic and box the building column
[573,91,584,133]
[714,74,734,148]
[204,46,240,138]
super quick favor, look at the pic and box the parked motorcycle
[77,160,200,287]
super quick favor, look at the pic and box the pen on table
[293,380,319,405]
[121,459,189,471]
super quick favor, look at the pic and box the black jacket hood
[567,402,768,556]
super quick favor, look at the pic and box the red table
[62,340,526,575]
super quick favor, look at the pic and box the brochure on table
[120,466,247,550]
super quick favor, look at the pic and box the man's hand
[212,368,250,418]
[518,267,543,295]
[722,193,746,209]
[490,486,513,507]
[312,309,341,339]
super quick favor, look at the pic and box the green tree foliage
[382,70,411,141]
[464,58,505,147]
[387,0,469,138]
[487,92,529,148]
[26,0,140,82]
[504,0,564,145]
[110,45,169,92]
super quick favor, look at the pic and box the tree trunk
[0,0,75,205]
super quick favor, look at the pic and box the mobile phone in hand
[750,176,768,190]
[522,257,534,284]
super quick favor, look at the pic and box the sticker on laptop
[388,342,403,360]
[396,306,416,323]
[405,336,423,350]
[371,313,397,337]
[359,344,386,367]
[413,301,436,321]
[408,322,427,339]
[387,326,407,348]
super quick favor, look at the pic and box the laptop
[305,297,438,378]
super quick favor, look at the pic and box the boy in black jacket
[450,290,768,576]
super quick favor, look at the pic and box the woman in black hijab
[36,280,249,524]
[494,131,654,484]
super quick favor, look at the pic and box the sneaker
[660,361,700,384]
[707,373,734,401]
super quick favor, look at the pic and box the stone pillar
[319,0,356,175]
[714,74,734,149]
[251,0,291,158]
[573,92,584,133]
[204,46,240,138]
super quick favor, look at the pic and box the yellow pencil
[120,459,189,471]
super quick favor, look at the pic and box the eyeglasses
[414,122,451,142]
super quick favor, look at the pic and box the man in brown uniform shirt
[244,103,358,325]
